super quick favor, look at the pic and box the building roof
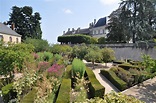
[94,17,107,27]
[0,22,21,37]
[63,28,90,35]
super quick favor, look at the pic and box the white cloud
[100,0,120,5]
[63,9,73,14]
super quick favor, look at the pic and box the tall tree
[108,0,156,43]
[8,6,42,40]
[119,0,156,43]
[107,8,131,43]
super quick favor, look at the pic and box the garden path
[122,77,156,103]
[83,60,120,94]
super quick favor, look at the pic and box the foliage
[0,44,33,81]
[142,54,156,73]
[1,83,16,103]
[71,73,88,103]
[37,61,50,72]
[118,63,139,70]
[72,58,86,79]
[86,91,144,103]
[47,64,64,78]
[85,45,102,68]
[101,48,115,66]
[71,43,88,60]
[85,67,105,98]
[100,70,127,91]
[35,76,60,103]
[13,68,39,102]
[24,38,49,52]
[20,88,37,103]
[50,44,72,56]
[98,37,106,44]
[111,67,134,87]
[108,0,156,43]
[8,6,42,40]
[56,79,71,103]
[37,52,53,62]
[107,8,131,43]
[57,34,96,44]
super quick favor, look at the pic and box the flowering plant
[47,64,64,78]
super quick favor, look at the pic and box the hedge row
[57,34,96,44]
[56,65,71,103]
[20,88,37,103]
[85,67,105,98]
[56,79,71,103]
[100,70,127,91]
[118,64,139,70]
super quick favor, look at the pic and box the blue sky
[0,0,121,44]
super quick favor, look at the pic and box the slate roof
[0,22,21,37]
[94,17,107,27]
[64,28,90,35]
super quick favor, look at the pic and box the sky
[0,0,121,44]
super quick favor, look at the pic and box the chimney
[94,19,96,25]
[72,28,75,32]
[63,31,65,35]
[11,22,15,30]
[68,28,70,31]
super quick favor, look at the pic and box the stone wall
[100,43,156,61]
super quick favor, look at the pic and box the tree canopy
[8,6,42,40]
[107,0,156,43]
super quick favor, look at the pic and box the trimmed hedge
[100,70,127,91]
[56,79,71,103]
[20,88,37,103]
[64,65,72,79]
[118,64,139,70]
[85,67,105,98]
[57,34,96,44]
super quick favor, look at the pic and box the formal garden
[1,39,155,102]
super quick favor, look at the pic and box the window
[100,29,103,34]
[9,37,12,42]
[96,30,98,35]
[16,38,19,43]
[0,35,3,41]
[103,29,105,34]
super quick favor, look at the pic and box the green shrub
[118,63,139,70]
[58,34,95,44]
[20,88,37,103]
[111,67,134,87]
[72,58,86,79]
[37,52,53,62]
[64,65,72,79]
[24,38,49,52]
[86,92,145,103]
[56,79,71,103]
[113,60,124,64]
[85,67,105,98]
[100,70,127,91]
[2,83,16,103]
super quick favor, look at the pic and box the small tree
[101,48,115,67]
[85,47,102,69]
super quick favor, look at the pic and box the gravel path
[122,77,156,103]
[92,68,120,94]
[83,60,120,94]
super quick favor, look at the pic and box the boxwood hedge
[100,70,127,91]
[85,67,105,98]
